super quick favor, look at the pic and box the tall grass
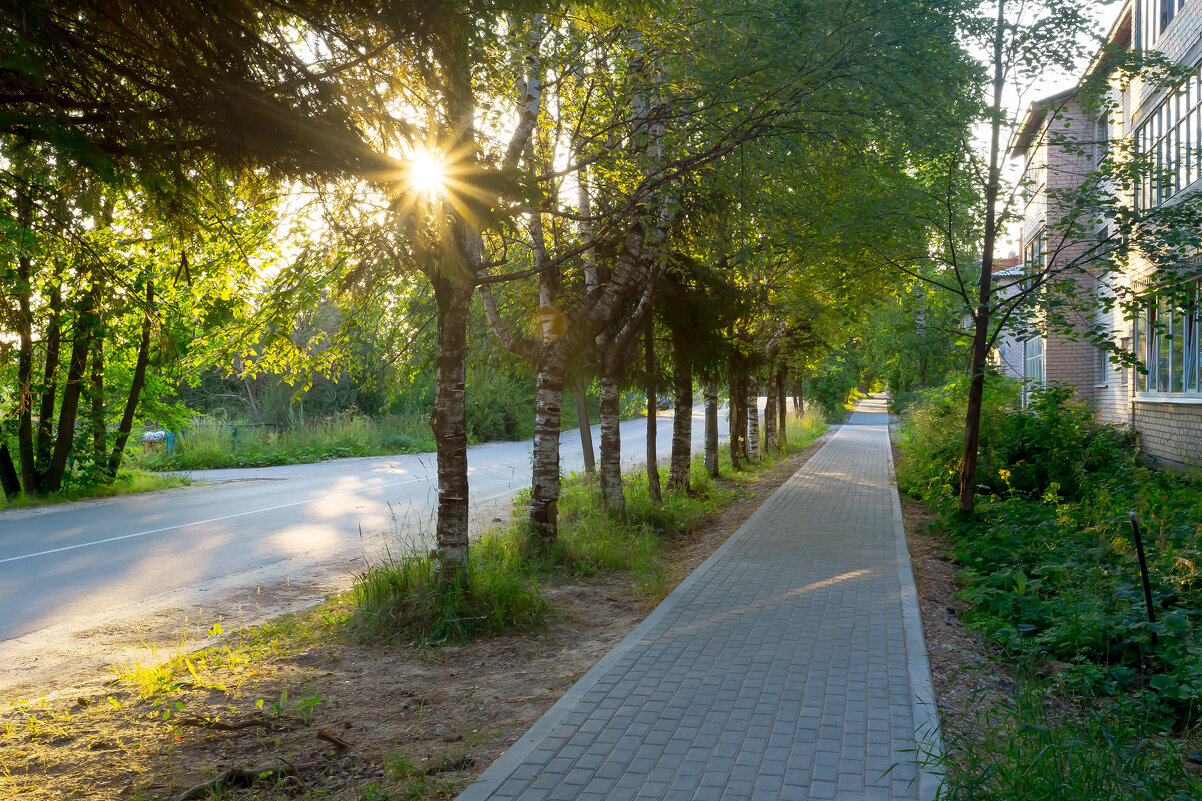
[897,379,1202,796]
[933,685,1202,801]
[352,535,548,644]
[140,413,436,471]
[140,390,650,473]
[352,408,828,643]
[0,468,189,510]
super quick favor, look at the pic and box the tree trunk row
[11,251,155,495]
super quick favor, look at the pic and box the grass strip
[0,469,190,510]
[352,410,828,644]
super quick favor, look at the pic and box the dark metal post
[1128,511,1157,644]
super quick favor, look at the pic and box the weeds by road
[136,390,647,472]
[137,413,438,471]
[0,469,190,511]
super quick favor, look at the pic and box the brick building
[988,255,1026,380]
[1009,0,1202,468]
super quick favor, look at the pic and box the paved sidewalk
[458,396,940,801]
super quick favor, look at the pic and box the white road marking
[0,414,691,566]
[0,475,432,565]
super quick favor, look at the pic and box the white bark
[704,383,720,478]
[598,375,625,510]
[747,376,760,460]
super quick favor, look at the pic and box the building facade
[1011,0,1202,468]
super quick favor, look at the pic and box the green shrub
[805,352,861,422]
[140,413,436,471]
[898,377,1202,727]
[895,378,1137,504]
[466,370,531,442]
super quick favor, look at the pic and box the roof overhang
[1084,0,1133,83]
[1008,87,1079,160]
[1008,1,1133,161]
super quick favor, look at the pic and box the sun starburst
[407,149,446,197]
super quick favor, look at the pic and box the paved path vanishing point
[457,395,942,801]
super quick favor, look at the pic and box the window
[1121,337,1132,385]
[1133,280,1202,394]
[1024,336,1046,393]
[1143,0,1189,47]
[1022,149,1045,207]
[1024,230,1045,273]
[1136,64,1202,209]
[1096,343,1110,386]
[1094,115,1109,165]
[1162,0,1184,31]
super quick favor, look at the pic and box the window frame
[1133,279,1202,398]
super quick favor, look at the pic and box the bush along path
[0,412,827,801]
[895,378,1202,800]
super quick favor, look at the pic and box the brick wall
[1037,100,1104,404]
[1126,1,1202,466]
[1093,351,1130,426]
[1132,400,1202,468]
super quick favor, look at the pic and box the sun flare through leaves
[406,148,446,198]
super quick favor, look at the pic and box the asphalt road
[0,405,722,658]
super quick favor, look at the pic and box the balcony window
[1133,280,1202,394]
[1144,0,1189,47]
[1135,66,1202,209]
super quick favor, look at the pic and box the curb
[885,415,946,800]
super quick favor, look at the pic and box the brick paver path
[458,396,940,801]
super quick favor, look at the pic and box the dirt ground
[898,493,1011,747]
[0,434,833,801]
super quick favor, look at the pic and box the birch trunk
[667,327,692,491]
[777,368,788,447]
[598,374,625,510]
[704,383,719,478]
[530,357,566,542]
[574,378,595,474]
[431,279,474,586]
[426,26,497,586]
[764,370,777,452]
[746,376,760,460]
[644,319,661,503]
